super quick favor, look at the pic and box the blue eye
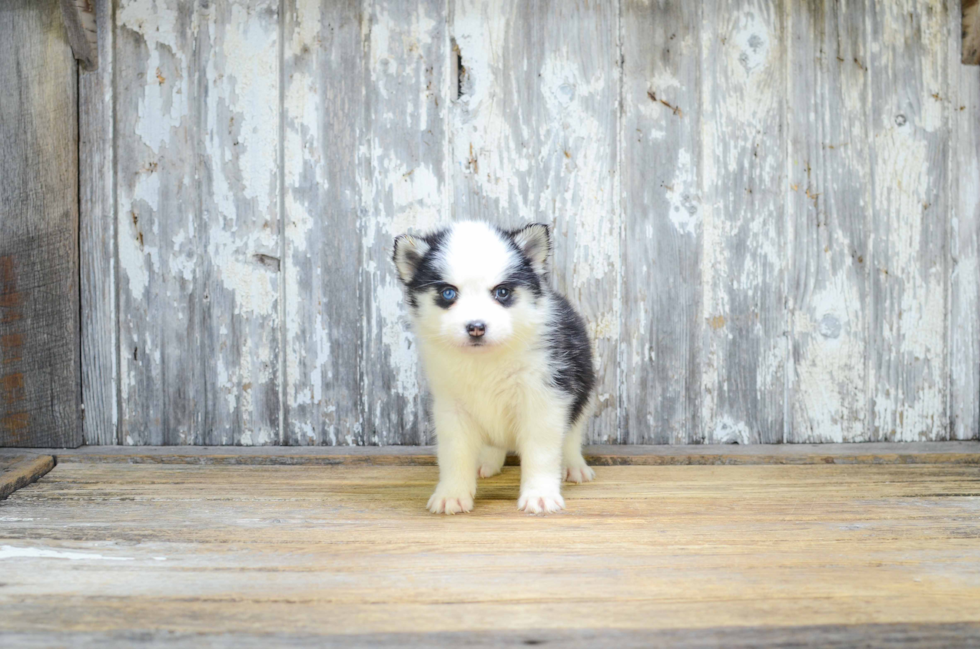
[494,286,510,301]
[441,287,457,302]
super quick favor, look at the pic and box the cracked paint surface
[93,0,975,445]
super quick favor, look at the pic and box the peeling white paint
[118,0,189,155]
[450,0,621,442]
[119,219,150,299]
[871,105,946,440]
[710,416,753,445]
[700,0,785,443]
[665,148,700,236]
[101,0,968,447]
[207,3,279,219]
[377,279,419,400]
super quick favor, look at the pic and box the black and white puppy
[393,221,595,515]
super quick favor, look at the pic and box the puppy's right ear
[393,234,430,284]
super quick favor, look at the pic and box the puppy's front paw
[427,484,474,515]
[564,463,595,484]
[518,487,565,515]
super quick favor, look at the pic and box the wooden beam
[0,455,54,500]
[964,0,980,64]
[59,0,97,71]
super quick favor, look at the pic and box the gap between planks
[0,442,977,467]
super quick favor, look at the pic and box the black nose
[466,321,486,338]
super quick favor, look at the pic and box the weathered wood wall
[0,0,82,448]
[80,0,980,445]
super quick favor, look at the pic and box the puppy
[393,221,595,515]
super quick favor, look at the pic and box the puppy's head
[393,221,550,350]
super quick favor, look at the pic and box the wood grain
[1,461,978,642]
[621,1,702,444]
[282,0,366,446]
[868,0,949,441]
[699,0,786,443]
[115,0,281,445]
[76,1,979,445]
[359,0,449,445]
[199,0,282,446]
[450,0,621,443]
[79,0,117,445]
[0,0,82,448]
[5,623,980,649]
[950,0,980,441]
[283,0,449,446]
[115,0,202,445]
[785,1,871,442]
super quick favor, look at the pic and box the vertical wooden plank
[80,0,118,445]
[360,0,449,445]
[200,0,282,445]
[116,0,202,445]
[868,1,949,441]
[116,0,281,445]
[621,1,702,445]
[699,0,786,443]
[284,0,448,445]
[949,0,980,441]
[282,0,366,446]
[451,0,621,443]
[785,1,872,442]
[0,0,82,448]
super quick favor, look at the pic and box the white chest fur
[420,340,566,448]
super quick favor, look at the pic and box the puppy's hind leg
[562,414,595,484]
[477,445,507,478]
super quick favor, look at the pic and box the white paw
[564,464,595,484]
[427,484,474,515]
[477,464,502,479]
[517,488,565,515]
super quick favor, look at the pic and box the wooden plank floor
[1,460,979,646]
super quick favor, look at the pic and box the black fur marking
[546,293,595,426]
[400,228,449,309]
[500,226,546,298]
[501,259,542,299]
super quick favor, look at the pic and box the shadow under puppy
[393,221,595,515]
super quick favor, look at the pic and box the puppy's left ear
[511,223,551,276]
[393,234,430,284]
